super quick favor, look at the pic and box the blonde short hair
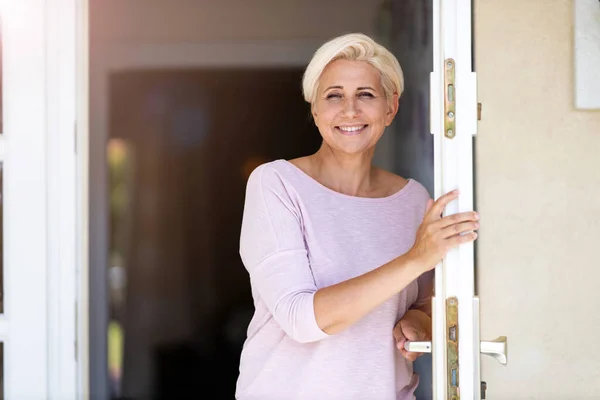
[302,33,404,104]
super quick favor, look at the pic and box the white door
[2,1,83,398]
[424,0,507,398]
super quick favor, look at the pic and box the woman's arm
[241,166,478,343]
[314,192,478,335]
[314,252,422,334]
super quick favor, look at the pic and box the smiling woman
[235,33,480,400]
[311,59,397,160]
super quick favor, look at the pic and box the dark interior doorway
[107,69,322,399]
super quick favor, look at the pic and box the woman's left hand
[393,309,432,361]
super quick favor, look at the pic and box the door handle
[404,336,507,365]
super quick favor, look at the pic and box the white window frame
[3,0,83,398]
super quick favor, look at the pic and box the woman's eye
[326,93,342,99]
[358,92,375,98]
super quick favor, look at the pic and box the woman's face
[312,59,398,156]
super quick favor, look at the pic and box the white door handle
[403,341,432,353]
[404,336,507,365]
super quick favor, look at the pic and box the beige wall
[476,0,600,398]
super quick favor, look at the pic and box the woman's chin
[327,141,374,156]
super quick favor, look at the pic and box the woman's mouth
[336,124,368,136]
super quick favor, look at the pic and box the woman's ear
[385,93,400,126]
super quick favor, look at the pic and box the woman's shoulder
[247,159,294,180]
[245,159,302,196]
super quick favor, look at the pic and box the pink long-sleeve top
[235,160,433,400]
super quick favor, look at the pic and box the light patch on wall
[574,0,600,109]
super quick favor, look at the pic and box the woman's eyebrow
[324,86,377,91]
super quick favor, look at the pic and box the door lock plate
[447,297,459,399]
[444,59,456,139]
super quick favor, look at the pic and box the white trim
[0,317,9,341]
[3,1,49,397]
[3,1,80,398]
[431,0,478,399]
[0,137,6,161]
[76,0,90,397]
[46,0,78,398]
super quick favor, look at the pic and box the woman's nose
[341,98,359,118]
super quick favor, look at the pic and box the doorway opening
[89,1,433,399]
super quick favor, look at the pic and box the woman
[235,33,479,400]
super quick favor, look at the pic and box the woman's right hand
[408,190,479,272]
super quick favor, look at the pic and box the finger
[399,347,409,358]
[399,344,421,361]
[404,351,421,362]
[393,324,406,348]
[441,221,479,239]
[426,190,459,222]
[434,211,480,230]
[401,322,427,342]
[448,232,478,247]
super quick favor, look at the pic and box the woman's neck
[310,144,376,197]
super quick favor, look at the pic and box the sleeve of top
[239,164,330,344]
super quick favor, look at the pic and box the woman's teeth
[338,125,367,133]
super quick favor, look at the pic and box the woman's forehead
[319,59,382,89]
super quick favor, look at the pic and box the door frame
[431,0,480,398]
[3,0,85,398]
